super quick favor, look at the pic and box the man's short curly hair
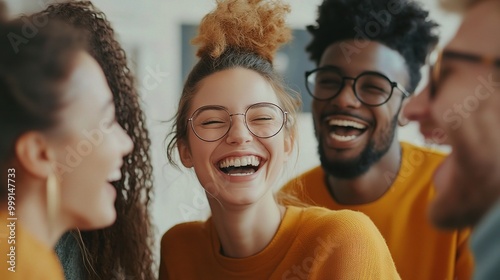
[306,0,439,92]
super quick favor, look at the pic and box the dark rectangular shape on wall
[181,24,315,112]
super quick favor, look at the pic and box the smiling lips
[327,118,368,142]
[218,155,261,176]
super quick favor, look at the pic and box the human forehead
[189,67,281,113]
[446,0,500,57]
[319,40,409,84]
[58,52,113,128]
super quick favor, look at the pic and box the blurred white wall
[4,0,462,267]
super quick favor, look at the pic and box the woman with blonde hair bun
[160,0,400,279]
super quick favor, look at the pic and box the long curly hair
[37,2,155,279]
[306,0,439,92]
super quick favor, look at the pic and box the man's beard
[318,114,398,179]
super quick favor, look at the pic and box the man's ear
[398,97,410,126]
[178,140,193,168]
[14,131,54,178]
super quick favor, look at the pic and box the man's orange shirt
[280,142,474,280]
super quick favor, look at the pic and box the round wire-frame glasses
[187,102,288,142]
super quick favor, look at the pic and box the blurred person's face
[404,0,500,228]
[50,52,133,230]
[312,41,409,179]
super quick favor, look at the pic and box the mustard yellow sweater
[0,212,64,280]
[280,142,474,280]
[160,206,400,280]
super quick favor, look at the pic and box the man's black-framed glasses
[430,49,500,97]
[188,102,288,142]
[305,67,411,106]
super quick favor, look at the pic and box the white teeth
[228,172,255,176]
[328,119,366,130]
[219,156,260,169]
[107,170,122,182]
[330,133,358,142]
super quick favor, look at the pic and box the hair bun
[192,0,292,62]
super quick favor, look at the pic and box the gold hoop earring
[46,173,60,230]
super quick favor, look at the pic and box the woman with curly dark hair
[35,1,155,279]
[0,12,133,280]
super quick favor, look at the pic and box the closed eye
[365,85,386,91]
[318,79,341,86]
[198,118,228,129]
[103,119,117,128]
[252,117,273,121]
[202,120,225,125]
[360,84,389,94]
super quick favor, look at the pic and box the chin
[222,190,264,206]
[428,198,482,229]
[98,209,117,228]
[78,210,117,230]
[429,205,463,229]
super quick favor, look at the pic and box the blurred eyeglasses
[429,48,500,97]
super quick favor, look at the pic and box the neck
[327,141,402,205]
[17,178,67,248]
[209,194,285,258]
